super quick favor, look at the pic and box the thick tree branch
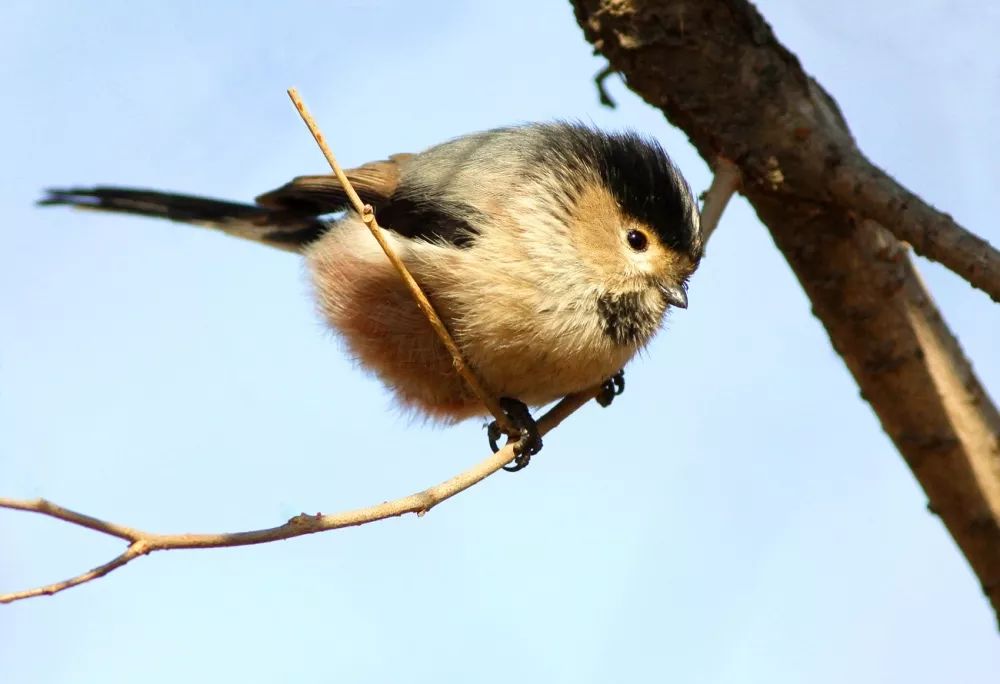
[570,0,1000,625]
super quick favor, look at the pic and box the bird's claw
[487,397,542,472]
[595,370,625,408]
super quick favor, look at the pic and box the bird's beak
[660,283,688,309]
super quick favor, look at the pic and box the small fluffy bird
[41,122,702,468]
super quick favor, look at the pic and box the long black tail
[39,186,329,252]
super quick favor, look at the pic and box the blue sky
[2,2,998,682]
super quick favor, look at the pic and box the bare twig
[0,389,599,604]
[2,91,736,604]
[286,88,515,436]
[594,64,619,108]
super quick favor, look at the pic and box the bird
[40,121,702,470]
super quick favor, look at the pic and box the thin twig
[286,88,514,435]
[1,108,737,604]
[594,65,619,108]
[0,389,598,604]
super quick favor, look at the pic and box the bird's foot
[487,397,542,472]
[595,370,625,408]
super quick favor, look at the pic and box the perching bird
[40,122,702,469]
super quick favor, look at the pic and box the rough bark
[570,0,1000,625]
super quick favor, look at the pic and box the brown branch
[0,388,598,604]
[286,88,516,437]
[571,0,1000,627]
[830,159,1000,303]
[1,547,141,603]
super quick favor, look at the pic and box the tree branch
[571,0,1000,626]
[0,389,592,603]
[829,159,1000,303]
[286,88,517,438]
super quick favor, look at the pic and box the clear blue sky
[2,2,998,682]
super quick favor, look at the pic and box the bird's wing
[255,154,414,215]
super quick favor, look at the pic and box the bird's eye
[626,229,648,252]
